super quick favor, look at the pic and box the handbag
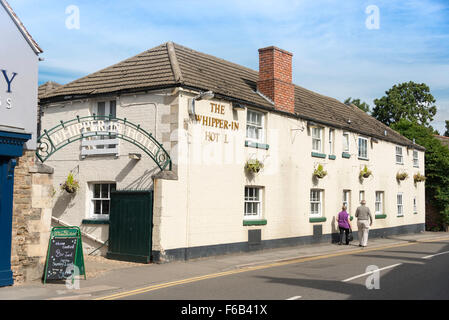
[348,228,354,242]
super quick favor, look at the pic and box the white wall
[155,91,426,252]
[0,5,39,150]
[40,91,174,250]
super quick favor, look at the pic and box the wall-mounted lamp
[188,91,215,115]
[128,153,142,160]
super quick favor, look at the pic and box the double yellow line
[96,236,449,300]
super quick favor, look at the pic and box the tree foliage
[372,81,437,127]
[391,119,449,229]
[344,97,370,113]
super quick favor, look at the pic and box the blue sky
[9,0,449,133]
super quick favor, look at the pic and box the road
[98,238,449,300]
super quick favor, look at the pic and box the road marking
[286,296,302,300]
[342,263,402,282]
[96,236,449,300]
[46,294,92,300]
[422,250,449,259]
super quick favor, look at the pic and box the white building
[39,42,426,262]
[1,0,52,286]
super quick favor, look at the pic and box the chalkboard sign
[45,238,77,280]
[43,227,86,283]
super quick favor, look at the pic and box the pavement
[0,231,448,300]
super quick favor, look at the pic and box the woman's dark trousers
[339,227,349,245]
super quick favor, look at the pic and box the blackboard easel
[43,226,86,284]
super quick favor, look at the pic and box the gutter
[39,83,425,152]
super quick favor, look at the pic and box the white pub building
[39,42,425,262]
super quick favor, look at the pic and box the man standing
[355,200,373,247]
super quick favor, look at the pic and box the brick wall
[257,46,295,114]
[11,150,53,283]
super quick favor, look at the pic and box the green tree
[444,120,449,137]
[372,81,437,127]
[344,97,370,113]
[391,119,449,230]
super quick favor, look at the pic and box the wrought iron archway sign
[36,115,171,171]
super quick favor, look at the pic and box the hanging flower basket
[396,171,408,181]
[359,165,372,179]
[245,159,264,174]
[413,173,426,183]
[313,164,327,179]
[60,172,80,194]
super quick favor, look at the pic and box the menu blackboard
[45,238,78,280]
[43,226,86,284]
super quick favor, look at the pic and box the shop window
[244,187,263,220]
[90,183,116,219]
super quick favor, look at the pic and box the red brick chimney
[257,46,295,114]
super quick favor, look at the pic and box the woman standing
[337,205,352,245]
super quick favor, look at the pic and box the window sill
[328,154,336,160]
[342,152,351,159]
[309,217,326,223]
[245,140,269,150]
[82,219,109,225]
[358,157,369,161]
[375,214,387,219]
[243,219,267,226]
[397,214,404,218]
[311,152,326,159]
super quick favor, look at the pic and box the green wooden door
[107,190,153,263]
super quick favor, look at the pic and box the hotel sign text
[194,102,240,143]
[36,115,171,170]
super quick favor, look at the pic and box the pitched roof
[40,41,423,150]
[435,135,449,148]
[1,0,42,54]
[38,81,62,100]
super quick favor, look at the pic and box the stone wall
[11,150,53,283]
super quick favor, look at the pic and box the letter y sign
[1,70,18,93]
